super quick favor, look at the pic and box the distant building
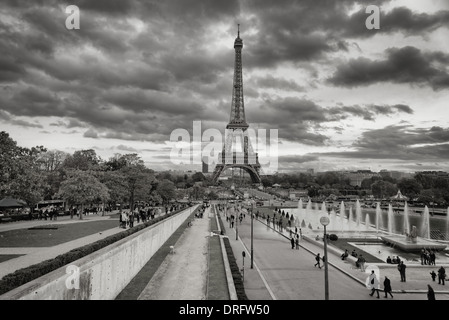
[380,169,413,180]
[345,170,380,187]
[289,189,308,200]
[306,168,315,176]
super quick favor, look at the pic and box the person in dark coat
[427,284,436,300]
[438,266,446,285]
[398,261,407,282]
[430,270,437,282]
[314,253,322,269]
[290,237,295,249]
[383,276,393,298]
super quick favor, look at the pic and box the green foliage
[222,237,248,300]
[57,170,110,206]
[156,179,177,204]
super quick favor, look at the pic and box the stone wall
[0,205,197,300]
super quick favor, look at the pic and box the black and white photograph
[1,0,449,308]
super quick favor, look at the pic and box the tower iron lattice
[212,25,262,185]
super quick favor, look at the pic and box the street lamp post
[320,215,330,300]
[236,204,239,241]
[251,202,254,269]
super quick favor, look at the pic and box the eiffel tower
[212,25,262,185]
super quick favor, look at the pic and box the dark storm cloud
[247,96,414,144]
[378,6,449,35]
[251,75,305,92]
[278,155,319,164]
[342,6,449,38]
[318,125,449,161]
[328,46,449,90]
[1,0,447,155]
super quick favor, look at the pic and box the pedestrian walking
[295,234,300,249]
[430,270,437,282]
[358,254,366,272]
[290,236,295,249]
[314,253,322,269]
[398,261,407,282]
[369,270,380,298]
[427,284,436,300]
[383,276,393,298]
[438,266,446,285]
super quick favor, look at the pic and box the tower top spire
[234,23,243,48]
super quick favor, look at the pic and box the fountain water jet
[387,204,395,234]
[375,202,382,232]
[348,206,354,227]
[355,200,362,228]
[446,207,449,240]
[421,206,431,239]
[365,214,371,231]
[403,202,410,235]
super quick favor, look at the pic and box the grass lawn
[0,254,25,263]
[0,220,119,247]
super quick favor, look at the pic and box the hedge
[222,237,248,300]
[215,208,248,300]
[0,205,198,296]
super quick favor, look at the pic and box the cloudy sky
[1,0,449,174]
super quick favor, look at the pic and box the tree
[191,172,205,182]
[62,149,101,171]
[0,132,48,208]
[57,170,110,219]
[414,173,435,189]
[99,170,128,213]
[397,178,423,200]
[156,179,177,204]
[316,172,342,187]
[371,180,397,199]
[38,150,68,172]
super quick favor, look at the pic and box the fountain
[380,203,446,252]
[290,198,448,254]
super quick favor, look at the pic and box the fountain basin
[380,235,447,252]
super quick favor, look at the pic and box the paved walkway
[137,207,211,300]
[218,207,449,300]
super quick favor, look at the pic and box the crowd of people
[118,203,187,229]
